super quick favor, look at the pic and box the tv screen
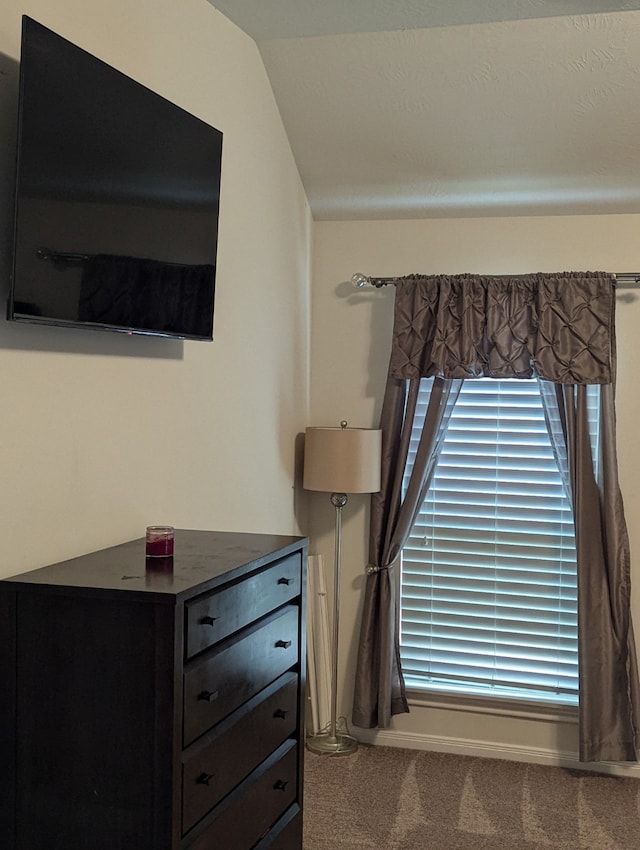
[7,17,223,340]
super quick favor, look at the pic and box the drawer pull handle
[200,615,217,626]
[197,690,219,703]
[278,577,292,586]
[274,779,289,792]
[275,639,292,649]
[273,708,289,720]
[196,772,214,786]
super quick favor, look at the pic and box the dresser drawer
[185,742,298,850]
[182,672,298,833]
[255,807,302,849]
[183,605,299,746]
[185,553,301,660]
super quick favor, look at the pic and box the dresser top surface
[1,529,307,602]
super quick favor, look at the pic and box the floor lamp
[303,420,382,755]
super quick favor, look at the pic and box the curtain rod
[351,272,640,289]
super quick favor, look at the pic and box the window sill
[405,688,579,724]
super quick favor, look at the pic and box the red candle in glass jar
[145,526,175,557]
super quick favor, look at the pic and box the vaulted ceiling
[208,1,640,220]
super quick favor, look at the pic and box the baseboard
[355,728,640,778]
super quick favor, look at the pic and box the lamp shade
[303,424,382,494]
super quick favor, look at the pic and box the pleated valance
[389,272,615,384]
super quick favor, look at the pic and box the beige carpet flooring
[302,745,640,849]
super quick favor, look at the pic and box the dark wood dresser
[0,529,307,849]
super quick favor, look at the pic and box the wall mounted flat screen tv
[7,17,223,340]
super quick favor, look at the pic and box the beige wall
[311,214,640,769]
[0,0,312,575]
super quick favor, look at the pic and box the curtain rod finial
[352,273,369,288]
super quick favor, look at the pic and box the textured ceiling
[208,2,640,219]
[210,1,640,38]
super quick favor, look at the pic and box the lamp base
[306,730,358,756]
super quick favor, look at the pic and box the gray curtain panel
[352,272,639,763]
[352,373,462,728]
[540,380,640,762]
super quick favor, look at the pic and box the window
[400,378,586,707]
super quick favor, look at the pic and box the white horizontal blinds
[400,377,580,705]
